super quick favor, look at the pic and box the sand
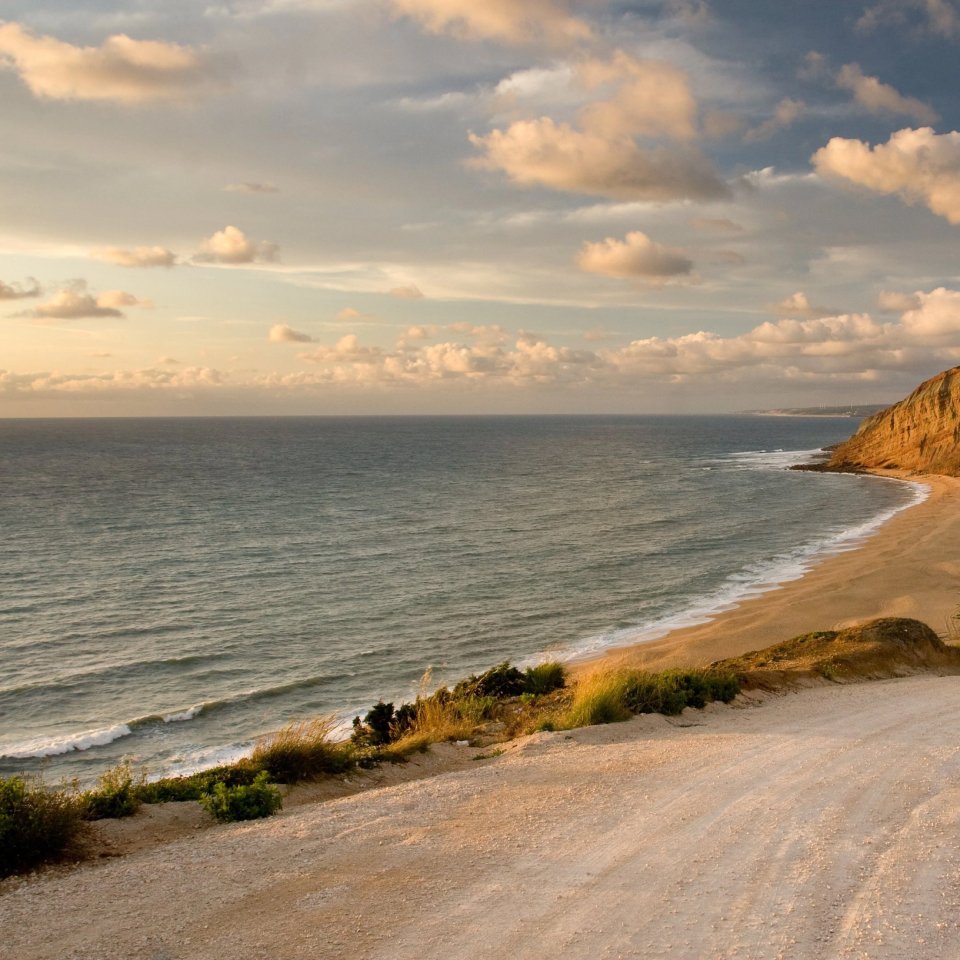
[6,469,960,959]
[582,472,960,674]
[4,677,960,959]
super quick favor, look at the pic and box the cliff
[825,365,960,475]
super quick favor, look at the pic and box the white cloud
[836,64,939,124]
[577,231,693,281]
[269,323,314,343]
[28,284,148,321]
[744,98,805,142]
[471,118,727,202]
[899,287,960,335]
[770,292,836,319]
[391,0,591,47]
[95,246,177,268]
[472,52,727,202]
[813,127,960,224]
[195,225,279,264]
[0,277,40,300]
[877,290,922,312]
[0,21,224,104]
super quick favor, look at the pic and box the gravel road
[4,676,960,960]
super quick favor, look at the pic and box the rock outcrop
[826,365,960,475]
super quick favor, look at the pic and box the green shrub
[622,669,741,716]
[199,771,282,823]
[251,718,353,784]
[523,662,567,695]
[0,776,86,878]
[136,761,262,804]
[83,761,144,820]
[453,662,526,699]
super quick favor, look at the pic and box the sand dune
[5,675,960,960]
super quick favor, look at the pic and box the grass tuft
[82,761,144,820]
[251,718,354,784]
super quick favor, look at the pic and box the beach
[583,471,960,674]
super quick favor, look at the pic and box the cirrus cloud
[0,21,225,104]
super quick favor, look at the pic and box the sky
[3,0,960,416]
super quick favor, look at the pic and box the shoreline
[577,469,960,675]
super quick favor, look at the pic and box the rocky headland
[819,365,960,475]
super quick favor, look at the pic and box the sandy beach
[584,471,960,674]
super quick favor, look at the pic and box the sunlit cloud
[836,63,939,124]
[744,98,805,142]
[0,277,40,300]
[813,127,960,224]
[877,290,922,312]
[94,246,178,268]
[577,231,694,282]
[269,323,314,343]
[770,292,837,319]
[0,21,225,104]
[194,225,279,264]
[857,0,960,38]
[388,285,425,299]
[391,0,591,47]
[28,283,148,321]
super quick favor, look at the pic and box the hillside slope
[827,365,960,474]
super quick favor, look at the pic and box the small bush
[523,662,566,695]
[562,672,633,728]
[453,662,527,699]
[0,776,86,878]
[83,761,144,820]
[252,718,353,784]
[136,761,262,804]
[199,771,282,823]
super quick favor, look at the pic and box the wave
[0,722,135,760]
[562,475,929,662]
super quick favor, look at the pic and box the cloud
[836,64,939,124]
[195,225,279,264]
[577,231,694,281]
[269,323,314,343]
[877,290,922,312]
[0,277,40,300]
[0,21,224,104]
[471,118,728,202]
[744,98,805,142]
[95,246,177,268]
[770,292,836,319]
[391,0,591,47]
[899,286,960,335]
[857,0,960,37]
[472,52,727,202]
[690,217,744,234]
[388,285,424,299]
[224,182,279,194]
[28,284,147,321]
[812,127,960,224]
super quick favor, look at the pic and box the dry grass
[251,717,354,783]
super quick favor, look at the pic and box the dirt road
[5,676,960,960]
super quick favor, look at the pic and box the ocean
[0,415,924,786]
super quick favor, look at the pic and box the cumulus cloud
[472,52,727,202]
[836,64,939,124]
[269,323,314,343]
[0,21,224,104]
[28,284,148,321]
[877,290,922,312]
[812,127,960,224]
[391,0,591,47]
[195,225,279,264]
[857,0,960,37]
[388,285,424,299]
[0,277,40,300]
[224,182,279,194]
[744,98,805,142]
[95,246,177,268]
[471,118,727,201]
[899,287,960,335]
[577,231,693,282]
[770,292,836,319]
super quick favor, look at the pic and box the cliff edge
[826,365,960,475]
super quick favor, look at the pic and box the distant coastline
[745,404,889,419]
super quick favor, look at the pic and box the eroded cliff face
[827,366,960,475]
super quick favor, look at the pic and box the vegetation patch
[199,772,282,823]
[251,718,354,784]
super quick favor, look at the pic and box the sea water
[0,416,924,785]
